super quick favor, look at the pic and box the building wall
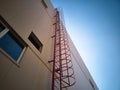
[68,35,98,90]
[0,0,98,90]
[0,0,54,90]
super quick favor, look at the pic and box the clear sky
[51,0,120,90]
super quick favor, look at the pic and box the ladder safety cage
[49,8,76,90]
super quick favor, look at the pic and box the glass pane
[0,32,23,61]
[0,23,5,32]
[0,27,3,32]
[28,32,43,52]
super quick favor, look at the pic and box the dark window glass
[0,27,3,32]
[28,32,43,52]
[0,16,26,61]
[89,79,95,90]
[0,31,23,60]
[41,0,48,8]
[0,22,5,32]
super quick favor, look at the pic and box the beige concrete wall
[0,0,98,90]
[0,0,54,90]
[0,48,51,90]
[68,34,98,90]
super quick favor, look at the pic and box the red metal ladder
[49,9,76,90]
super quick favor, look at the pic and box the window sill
[0,47,26,67]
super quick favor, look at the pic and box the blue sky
[51,0,120,90]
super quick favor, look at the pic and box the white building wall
[0,0,54,90]
[68,35,98,90]
[0,0,98,90]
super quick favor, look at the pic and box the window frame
[0,15,27,63]
[89,79,95,90]
[28,32,43,53]
[41,0,48,8]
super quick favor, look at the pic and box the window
[0,22,5,32]
[0,16,26,62]
[89,79,95,90]
[41,0,48,8]
[28,32,43,53]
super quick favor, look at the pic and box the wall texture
[0,0,98,90]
